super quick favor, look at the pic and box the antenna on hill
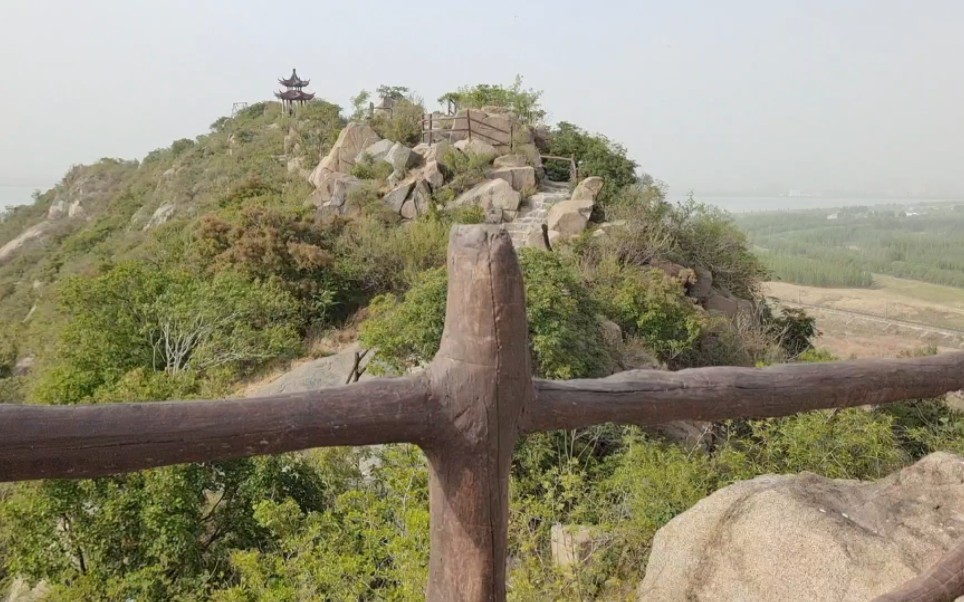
[231,102,249,117]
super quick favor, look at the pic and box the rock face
[453,137,498,160]
[143,203,176,230]
[704,289,755,320]
[354,139,395,164]
[412,140,453,165]
[250,345,373,396]
[493,154,528,168]
[639,452,964,602]
[0,223,49,265]
[547,199,593,238]
[309,121,381,187]
[452,179,521,214]
[487,166,536,193]
[570,175,604,202]
[544,176,606,241]
[383,142,420,175]
[550,524,610,572]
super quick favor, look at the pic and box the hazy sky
[2,0,963,200]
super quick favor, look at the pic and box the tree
[546,122,638,204]
[31,262,300,405]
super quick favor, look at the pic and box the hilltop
[4,82,914,601]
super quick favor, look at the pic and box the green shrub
[350,153,394,181]
[438,75,545,124]
[546,122,638,203]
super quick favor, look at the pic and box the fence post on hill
[420,226,533,601]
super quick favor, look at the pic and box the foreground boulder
[452,179,521,213]
[639,452,964,602]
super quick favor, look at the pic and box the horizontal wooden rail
[524,352,964,432]
[0,377,429,482]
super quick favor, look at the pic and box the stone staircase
[504,180,571,248]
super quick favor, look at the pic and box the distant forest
[736,203,964,288]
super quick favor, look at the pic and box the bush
[546,122,638,204]
[360,249,614,379]
[438,75,545,124]
[349,153,394,181]
[31,262,301,404]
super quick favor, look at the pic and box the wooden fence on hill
[3,225,964,601]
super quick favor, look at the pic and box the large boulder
[452,179,520,213]
[704,289,754,320]
[547,199,593,238]
[309,122,381,186]
[421,160,445,189]
[249,344,373,396]
[411,180,432,216]
[412,140,454,166]
[571,176,605,202]
[453,137,498,160]
[383,181,415,214]
[143,203,176,230]
[383,142,420,175]
[354,138,395,164]
[487,166,536,193]
[639,452,964,602]
[493,154,528,168]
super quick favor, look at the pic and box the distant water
[0,185,44,210]
[669,195,964,214]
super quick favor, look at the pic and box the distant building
[275,68,315,114]
[827,212,839,220]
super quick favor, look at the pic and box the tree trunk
[421,226,533,601]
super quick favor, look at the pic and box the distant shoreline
[671,195,964,214]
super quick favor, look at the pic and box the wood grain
[0,376,429,482]
[421,226,534,602]
[524,352,964,432]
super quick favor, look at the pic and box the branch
[0,376,431,482]
[523,352,964,432]
[871,537,964,602]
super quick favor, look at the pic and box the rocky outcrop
[412,140,454,165]
[143,203,176,230]
[493,154,528,168]
[308,173,364,215]
[0,223,49,265]
[704,289,755,320]
[547,199,593,238]
[454,137,498,160]
[487,166,536,193]
[544,176,605,241]
[383,142,420,175]
[639,452,964,602]
[452,179,521,214]
[3,578,50,602]
[309,121,381,188]
[250,344,373,396]
[551,524,610,572]
[571,176,604,202]
[354,139,395,164]
[383,181,415,214]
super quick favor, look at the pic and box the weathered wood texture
[0,377,429,482]
[873,537,964,602]
[526,353,964,432]
[421,226,533,602]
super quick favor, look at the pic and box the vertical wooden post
[467,110,473,141]
[422,226,534,601]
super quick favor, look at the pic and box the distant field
[736,202,964,288]
[764,275,964,358]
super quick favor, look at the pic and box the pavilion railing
[2,225,964,602]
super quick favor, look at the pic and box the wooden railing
[421,111,514,150]
[2,225,964,602]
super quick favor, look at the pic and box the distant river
[669,195,964,214]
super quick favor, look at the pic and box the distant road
[767,297,964,338]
